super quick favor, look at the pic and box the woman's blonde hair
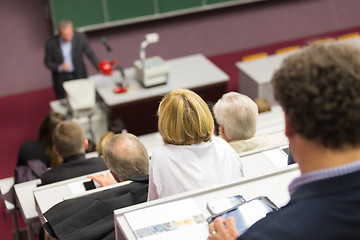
[158,89,214,145]
[96,131,115,156]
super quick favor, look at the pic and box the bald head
[103,133,149,181]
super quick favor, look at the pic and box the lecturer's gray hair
[58,19,73,30]
[214,92,258,141]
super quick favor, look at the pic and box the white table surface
[93,54,229,107]
[114,164,300,240]
[14,179,42,223]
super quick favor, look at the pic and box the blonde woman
[148,89,243,200]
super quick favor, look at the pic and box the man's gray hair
[58,19,73,30]
[214,92,258,141]
[103,133,149,181]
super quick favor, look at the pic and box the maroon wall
[1,0,360,97]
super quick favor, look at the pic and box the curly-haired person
[208,43,360,240]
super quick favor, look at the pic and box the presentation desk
[236,37,360,105]
[114,164,300,240]
[92,54,229,136]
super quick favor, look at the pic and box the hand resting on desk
[208,217,239,240]
[88,173,116,187]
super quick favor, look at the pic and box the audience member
[213,92,286,154]
[17,111,65,168]
[89,133,150,187]
[43,133,150,240]
[208,43,360,239]
[40,121,107,185]
[96,131,115,156]
[147,89,244,201]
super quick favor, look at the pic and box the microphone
[101,37,112,52]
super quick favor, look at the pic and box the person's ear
[285,113,295,138]
[219,124,230,142]
[53,145,59,155]
[110,170,120,182]
[83,139,89,151]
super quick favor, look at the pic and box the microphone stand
[101,37,127,88]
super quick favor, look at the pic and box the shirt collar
[288,158,360,195]
[63,153,86,163]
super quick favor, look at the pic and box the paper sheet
[263,148,288,168]
[124,198,208,240]
[67,181,87,195]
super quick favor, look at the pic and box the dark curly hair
[272,43,360,149]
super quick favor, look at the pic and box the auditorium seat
[242,52,268,62]
[275,45,300,54]
[337,32,359,41]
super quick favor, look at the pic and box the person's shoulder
[39,168,58,185]
[74,31,87,40]
[46,35,59,44]
[128,174,149,182]
[85,156,108,168]
[212,135,234,148]
[151,145,173,163]
[211,135,226,143]
[87,156,105,163]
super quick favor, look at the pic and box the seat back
[242,52,268,62]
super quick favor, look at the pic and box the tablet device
[207,196,278,235]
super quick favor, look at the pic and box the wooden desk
[93,54,229,136]
[114,164,300,240]
[236,37,360,105]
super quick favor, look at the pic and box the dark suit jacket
[238,169,360,240]
[43,175,149,240]
[40,154,108,185]
[44,31,99,80]
[17,138,51,168]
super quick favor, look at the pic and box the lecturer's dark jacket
[40,154,108,186]
[43,175,149,240]
[44,31,99,79]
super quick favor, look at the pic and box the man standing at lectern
[44,19,99,99]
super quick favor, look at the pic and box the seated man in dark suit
[40,121,108,185]
[42,133,150,240]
